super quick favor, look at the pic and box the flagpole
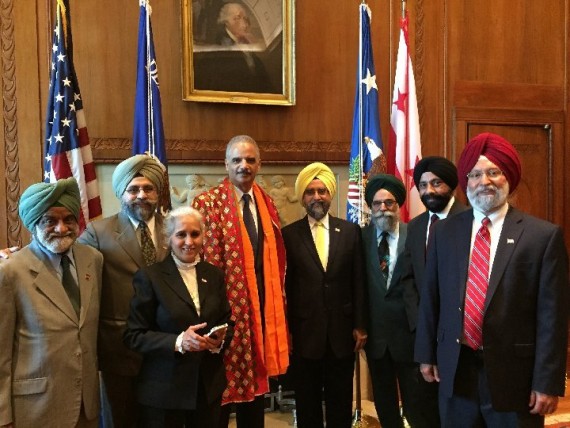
[401,0,406,18]
[358,3,364,226]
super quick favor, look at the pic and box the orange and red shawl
[193,178,289,404]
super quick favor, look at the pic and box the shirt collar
[472,202,509,225]
[376,222,399,240]
[128,214,156,232]
[308,213,330,229]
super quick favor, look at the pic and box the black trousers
[138,382,222,428]
[218,395,266,428]
[291,348,355,428]
[367,349,440,428]
[101,371,139,428]
[441,345,544,428]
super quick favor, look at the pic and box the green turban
[19,178,81,231]
[365,174,406,207]
[295,162,337,202]
[112,154,165,198]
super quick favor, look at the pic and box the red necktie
[463,217,491,350]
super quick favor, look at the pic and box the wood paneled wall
[1,0,569,246]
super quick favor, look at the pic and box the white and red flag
[387,12,424,222]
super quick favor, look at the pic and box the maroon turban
[457,133,521,194]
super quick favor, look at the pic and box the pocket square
[507,238,514,244]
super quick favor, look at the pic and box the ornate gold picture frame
[181,0,295,105]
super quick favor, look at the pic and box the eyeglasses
[466,168,503,182]
[417,179,445,191]
[125,185,156,195]
[371,199,397,209]
[304,188,329,197]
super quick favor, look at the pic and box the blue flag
[133,0,166,163]
[346,3,384,225]
[133,0,170,210]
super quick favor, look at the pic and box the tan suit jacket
[79,211,168,376]
[0,240,103,427]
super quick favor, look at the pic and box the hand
[529,391,559,415]
[420,363,440,382]
[182,322,208,352]
[353,328,367,351]
[0,246,19,259]
[1,423,14,428]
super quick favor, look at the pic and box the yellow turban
[294,162,337,202]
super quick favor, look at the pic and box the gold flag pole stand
[352,351,380,428]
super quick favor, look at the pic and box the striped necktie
[463,217,491,350]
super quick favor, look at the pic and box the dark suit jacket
[79,211,168,376]
[403,200,468,331]
[123,255,233,409]
[282,215,366,360]
[415,207,569,411]
[362,222,415,361]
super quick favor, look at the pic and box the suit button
[75,351,81,358]
[75,378,81,387]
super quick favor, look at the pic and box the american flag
[133,0,170,211]
[44,0,102,232]
[346,3,385,226]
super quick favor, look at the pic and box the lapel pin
[507,238,514,244]
[335,228,340,232]
[201,278,208,283]
[85,274,91,281]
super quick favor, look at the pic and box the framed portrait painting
[181,0,295,105]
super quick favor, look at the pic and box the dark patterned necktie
[463,217,491,350]
[426,214,439,260]
[377,232,390,280]
[61,254,80,317]
[242,194,258,252]
[139,222,156,266]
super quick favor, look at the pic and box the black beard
[421,193,451,213]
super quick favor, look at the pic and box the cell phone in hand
[205,323,228,339]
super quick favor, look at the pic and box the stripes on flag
[44,0,102,232]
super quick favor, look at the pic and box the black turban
[413,156,458,190]
[365,174,406,207]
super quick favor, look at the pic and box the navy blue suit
[415,206,568,425]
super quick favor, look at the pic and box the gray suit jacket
[0,240,103,426]
[79,211,168,376]
[362,222,414,361]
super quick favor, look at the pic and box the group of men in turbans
[0,131,567,428]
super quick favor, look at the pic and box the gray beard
[467,183,509,214]
[371,211,398,232]
[35,227,75,254]
[122,199,156,222]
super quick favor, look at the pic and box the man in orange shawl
[192,135,288,428]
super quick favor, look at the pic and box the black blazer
[362,222,414,361]
[415,207,569,411]
[282,215,366,360]
[123,255,233,410]
[402,200,468,331]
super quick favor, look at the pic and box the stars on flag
[361,68,378,95]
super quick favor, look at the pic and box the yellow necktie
[315,221,327,269]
